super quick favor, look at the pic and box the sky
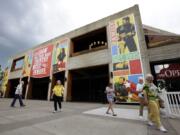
[0,0,180,69]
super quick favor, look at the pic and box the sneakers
[53,110,57,113]
[106,112,117,116]
[106,112,110,114]
[148,121,154,126]
[53,110,61,113]
[139,116,143,119]
[147,121,167,132]
[159,126,167,132]
[57,109,61,112]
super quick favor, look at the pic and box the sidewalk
[0,98,179,135]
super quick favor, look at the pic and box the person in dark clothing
[51,80,64,113]
[58,48,66,62]
[114,77,128,102]
[57,48,66,70]
[117,16,137,52]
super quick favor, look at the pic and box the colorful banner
[30,45,53,78]
[109,14,144,103]
[0,67,9,93]
[22,51,32,77]
[0,60,11,94]
[53,39,68,73]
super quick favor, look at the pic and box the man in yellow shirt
[52,80,64,113]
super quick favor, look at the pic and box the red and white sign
[30,45,53,78]
[157,64,180,79]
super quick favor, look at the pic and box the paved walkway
[0,99,179,135]
[83,107,148,120]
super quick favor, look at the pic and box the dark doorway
[8,78,28,99]
[53,71,65,85]
[71,65,109,103]
[51,71,65,99]
[31,77,49,100]
[9,79,19,98]
[71,27,108,56]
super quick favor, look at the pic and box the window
[11,57,24,71]
[71,27,108,56]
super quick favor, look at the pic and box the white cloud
[38,0,180,42]
[0,0,180,68]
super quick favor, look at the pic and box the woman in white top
[105,83,117,116]
[10,80,25,107]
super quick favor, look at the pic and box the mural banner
[22,51,32,77]
[109,14,144,103]
[53,39,68,73]
[31,45,53,78]
[0,60,12,94]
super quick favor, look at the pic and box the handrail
[162,90,180,118]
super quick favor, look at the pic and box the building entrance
[70,65,109,102]
[30,77,49,100]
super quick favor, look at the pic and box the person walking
[136,77,144,119]
[143,74,167,132]
[10,80,25,107]
[105,83,117,116]
[52,80,64,113]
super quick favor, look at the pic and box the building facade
[3,5,180,103]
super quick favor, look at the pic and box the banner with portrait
[109,14,144,103]
[22,51,32,77]
[53,39,68,73]
[30,45,53,78]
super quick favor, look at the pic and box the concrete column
[64,39,71,101]
[108,63,113,83]
[106,23,113,84]
[47,59,53,101]
[133,5,151,77]
[47,75,52,101]
[25,76,30,99]
[63,70,68,101]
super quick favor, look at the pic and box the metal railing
[162,90,180,118]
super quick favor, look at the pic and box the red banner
[30,45,53,78]
[157,64,180,79]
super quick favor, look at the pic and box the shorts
[107,95,114,103]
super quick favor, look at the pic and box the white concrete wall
[8,70,22,80]
[67,49,111,70]
[148,43,180,62]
